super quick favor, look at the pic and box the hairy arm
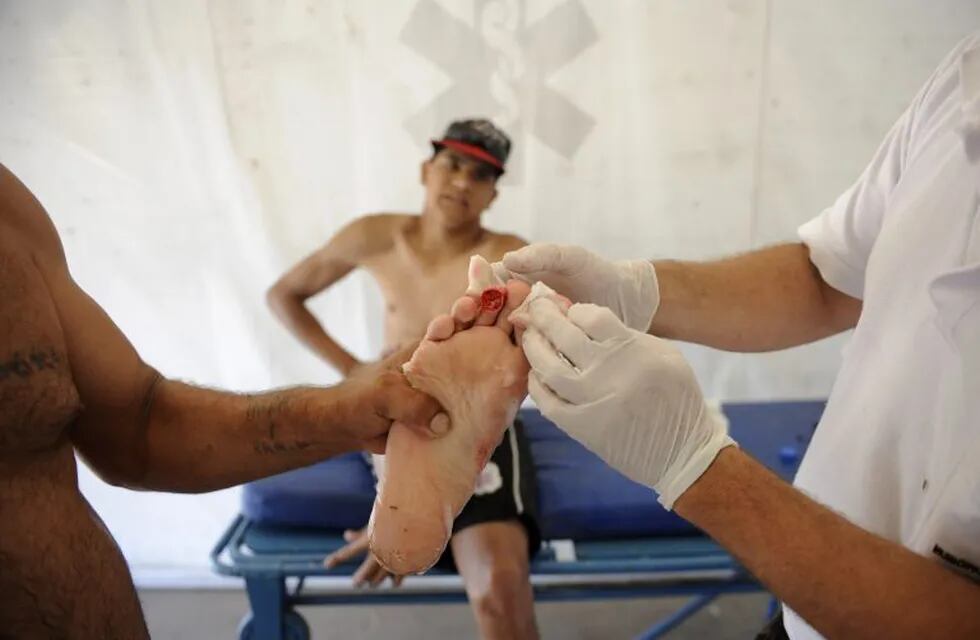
[675,448,980,638]
[55,266,434,492]
[54,264,434,492]
[267,215,399,376]
[6,173,437,492]
[651,243,862,351]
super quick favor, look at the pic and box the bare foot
[367,259,532,574]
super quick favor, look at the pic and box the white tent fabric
[2,0,978,583]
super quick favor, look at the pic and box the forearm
[135,377,361,492]
[268,293,360,375]
[650,243,860,351]
[674,448,980,638]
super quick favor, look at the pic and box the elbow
[97,469,200,494]
[266,282,302,319]
[816,278,863,335]
[265,283,286,313]
[82,455,153,491]
[85,453,198,493]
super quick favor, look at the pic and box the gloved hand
[493,244,660,332]
[519,298,735,508]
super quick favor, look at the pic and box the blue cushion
[241,452,375,531]
[523,409,694,539]
[241,402,823,539]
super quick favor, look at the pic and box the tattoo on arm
[253,440,313,455]
[245,394,314,455]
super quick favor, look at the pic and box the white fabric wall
[1,0,977,583]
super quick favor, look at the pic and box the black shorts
[755,610,790,640]
[366,417,540,572]
[433,416,541,571]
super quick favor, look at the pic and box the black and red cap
[431,118,511,175]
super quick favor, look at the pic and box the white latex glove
[519,298,735,509]
[495,244,659,332]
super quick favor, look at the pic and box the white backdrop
[1,0,978,584]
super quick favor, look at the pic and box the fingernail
[430,413,450,436]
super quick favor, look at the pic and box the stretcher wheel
[237,610,310,640]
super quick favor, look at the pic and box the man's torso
[0,175,148,638]
[360,214,521,353]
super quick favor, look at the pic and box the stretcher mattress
[242,401,823,540]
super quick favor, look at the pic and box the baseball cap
[431,118,511,174]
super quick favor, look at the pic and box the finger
[526,298,595,368]
[368,563,390,587]
[566,303,631,342]
[324,532,368,567]
[365,562,389,588]
[528,371,577,427]
[428,413,451,436]
[425,314,455,341]
[521,328,587,404]
[391,415,449,443]
[326,546,357,569]
[380,372,443,431]
[502,243,570,276]
[352,557,378,587]
[494,279,532,336]
[378,342,418,371]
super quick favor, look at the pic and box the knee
[468,561,530,618]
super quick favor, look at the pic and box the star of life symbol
[401,0,599,182]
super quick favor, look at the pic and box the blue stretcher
[212,401,823,640]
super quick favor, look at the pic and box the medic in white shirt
[438,31,980,640]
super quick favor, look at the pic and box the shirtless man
[268,119,540,640]
[0,163,445,639]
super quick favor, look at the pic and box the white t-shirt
[787,32,980,639]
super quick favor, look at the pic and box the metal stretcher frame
[211,515,768,640]
[212,401,822,639]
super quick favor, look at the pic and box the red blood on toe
[480,287,506,312]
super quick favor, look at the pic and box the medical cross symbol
[401,0,598,181]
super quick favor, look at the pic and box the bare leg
[452,521,539,640]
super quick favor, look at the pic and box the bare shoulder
[327,212,415,260]
[354,212,414,235]
[0,164,66,264]
[482,230,527,260]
